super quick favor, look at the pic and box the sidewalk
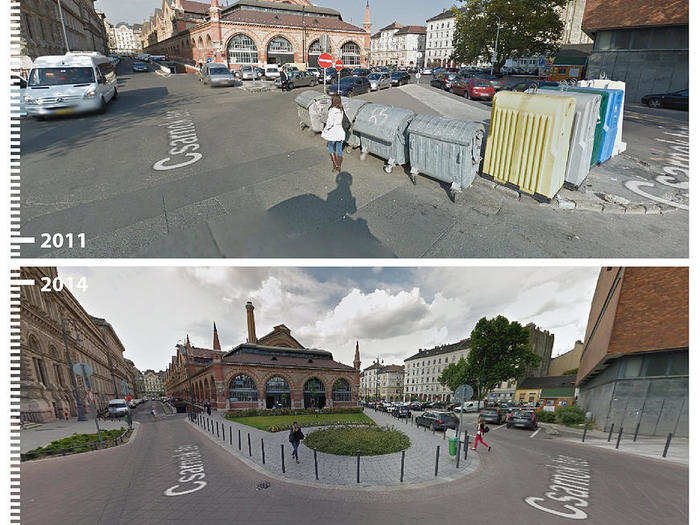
[542,423,688,466]
[191,408,480,489]
[19,417,131,453]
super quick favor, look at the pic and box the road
[20,404,688,524]
[18,59,688,258]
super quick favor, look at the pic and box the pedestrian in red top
[473,416,491,451]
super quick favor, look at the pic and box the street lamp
[56,0,71,53]
[490,14,501,76]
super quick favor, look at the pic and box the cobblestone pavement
[19,403,687,524]
[192,408,479,488]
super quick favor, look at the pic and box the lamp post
[60,316,87,421]
[181,340,197,421]
[56,0,71,53]
[490,14,501,76]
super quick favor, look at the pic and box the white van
[108,398,130,418]
[24,52,118,119]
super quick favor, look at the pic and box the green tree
[438,316,541,406]
[452,0,567,73]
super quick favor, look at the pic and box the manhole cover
[255,481,270,490]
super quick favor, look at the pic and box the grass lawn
[23,428,131,460]
[228,412,375,431]
[304,426,411,456]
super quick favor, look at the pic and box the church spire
[353,341,361,370]
[363,1,372,34]
[213,322,221,351]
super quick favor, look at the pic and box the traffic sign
[86,390,94,404]
[318,53,333,69]
[73,362,93,378]
[454,384,474,403]
[334,59,343,71]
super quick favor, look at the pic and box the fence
[20,427,132,462]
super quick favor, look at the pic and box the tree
[438,316,541,406]
[452,0,567,73]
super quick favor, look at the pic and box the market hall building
[164,302,360,411]
[141,0,371,70]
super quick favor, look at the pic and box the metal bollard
[582,424,588,442]
[633,422,641,442]
[229,426,232,445]
[443,429,445,440]
[456,439,461,468]
[281,444,286,473]
[248,433,252,456]
[607,423,614,442]
[238,429,241,450]
[616,427,623,449]
[216,421,219,438]
[261,438,265,464]
[465,432,469,459]
[223,425,226,442]
[400,450,405,482]
[314,449,319,480]
[434,445,440,476]
[356,450,361,483]
[662,433,673,458]
[432,426,435,435]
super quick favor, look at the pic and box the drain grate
[255,481,270,490]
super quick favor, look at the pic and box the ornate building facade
[19,268,134,424]
[164,302,360,411]
[141,0,370,69]
[107,22,143,54]
[370,23,426,68]
[144,370,166,397]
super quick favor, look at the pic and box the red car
[464,78,496,100]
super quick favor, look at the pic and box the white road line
[491,424,506,431]
[530,428,541,438]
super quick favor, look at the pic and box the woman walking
[321,95,346,173]
[289,421,305,463]
[473,416,491,451]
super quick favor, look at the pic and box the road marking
[524,454,590,520]
[164,444,207,496]
[154,110,203,171]
[490,424,506,431]
[530,428,541,438]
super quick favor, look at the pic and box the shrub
[536,410,556,423]
[303,425,410,456]
[554,405,586,425]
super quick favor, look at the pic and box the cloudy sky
[95,0,459,29]
[59,266,601,372]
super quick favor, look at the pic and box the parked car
[506,79,559,92]
[277,70,318,89]
[390,71,410,86]
[415,411,459,431]
[431,72,460,91]
[199,63,236,87]
[238,65,263,80]
[453,401,480,413]
[367,72,391,91]
[506,409,538,430]
[108,399,130,418]
[328,75,371,96]
[409,401,424,410]
[421,67,433,75]
[480,408,504,425]
[307,67,321,79]
[323,67,353,83]
[463,78,496,100]
[641,89,688,110]
[352,68,371,77]
[264,66,280,80]
[132,60,149,73]
[478,74,505,91]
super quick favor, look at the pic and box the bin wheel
[430,423,435,431]
[384,164,393,174]
[409,170,417,185]
[360,151,367,161]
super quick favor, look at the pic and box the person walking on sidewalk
[321,95,347,173]
[473,417,491,451]
[205,400,211,416]
[289,422,305,464]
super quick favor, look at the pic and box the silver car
[368,72,391,91]
[238,65,263,80]
[199,63,237,87]
[264,66,280,80]
[277,70,318,89]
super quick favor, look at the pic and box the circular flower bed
[303,425,410,456]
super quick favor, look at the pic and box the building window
[267,36,294,65]
[265,376,291,408]
[229,374,258,402]
[341,41,361,66]
[332,379,352,402]
[669,353,688,376]
[228,34,258,65]
[643,354,669,377]
[33,358,47,386]
[54,364,65,387]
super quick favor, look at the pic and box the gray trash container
[353,103,415,173]
[407,114,485,194]
[340,97,370,148]
[295,90,326,130]
[308,96,331,133]
[536,89,601,188]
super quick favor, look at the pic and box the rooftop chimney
[245,301,257,344]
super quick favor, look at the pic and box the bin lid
[535,89,601,112]
[340,97,370,123]
[408,114,485,146]
[493,91,576,117]
[295,90,325,109]
[353,103,415,141]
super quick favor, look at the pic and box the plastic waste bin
[353,103,415,173]
[295,90,326,130]
[448,437,459,456]
[534,89,601,188]
[340,97,370,148]
[308,96,332,133]
[482,91,576,201]
[407,114,485,195]
[578,79,627,156]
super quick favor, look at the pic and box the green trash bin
[448,437,459,456]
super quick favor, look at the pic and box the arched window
[332,378,351,402]
[229,374,258,402]
[267,36,294,65]
[303,378,326,409]
[341,41,361,66]
[265,376,290,409]
[308,35,331,68]
[228,34,258,65]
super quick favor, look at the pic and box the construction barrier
[578,78,627,155]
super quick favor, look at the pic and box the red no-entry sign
[334,59,344,71]
[318,53,333,69]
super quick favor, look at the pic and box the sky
[59,266,601,372]
[94,0,460,28]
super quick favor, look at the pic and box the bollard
[261,438,265,464]
[456,439,461,468]
[281,444,286,473]
[633,422,641,442]
[400,450,405,482]
[432,426,435,436]
[216,421,219,438]
[248,433,252,456]
[582,424,588,442]
[434,445,440,476]
[223,425,226,442]
[356,451,361,483]
[607,423,614,442]
[465,432,469,459]
[314,449,319,480]
[238,429,241,450]
[662,433,673,458]
[229,426,232,446]
[616,426,623,449]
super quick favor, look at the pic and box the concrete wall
[586,49,689,102]
[549,341,583,376]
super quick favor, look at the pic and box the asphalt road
[19,404,687,525]
[18,59,688,258]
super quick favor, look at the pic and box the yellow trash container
[483,91,576,200]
